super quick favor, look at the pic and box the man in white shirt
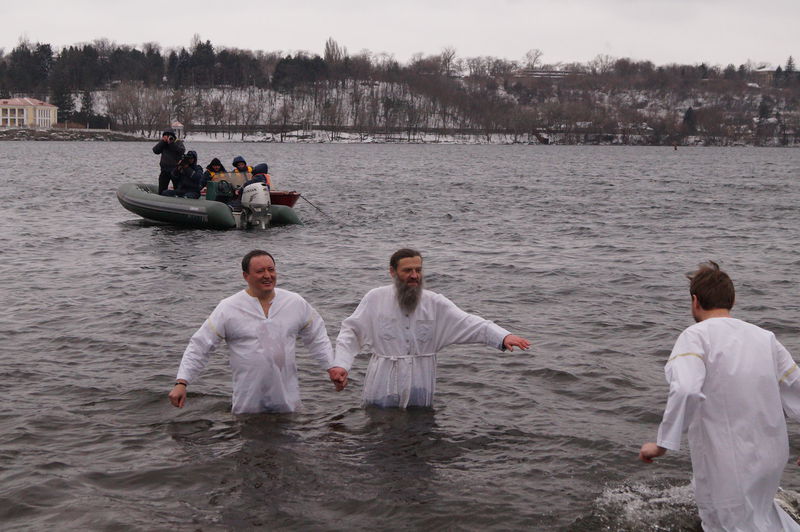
[328,248,530,408]
[640,261,800,531]
[168,250,343,414]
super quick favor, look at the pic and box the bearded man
[327,248,530,408]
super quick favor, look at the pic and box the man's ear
[389,267,396,278]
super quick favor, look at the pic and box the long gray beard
[395,276,423,315]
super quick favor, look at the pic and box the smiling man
[328,248,531,408]
[168,250,342,414]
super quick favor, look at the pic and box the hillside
[2,38,798,145]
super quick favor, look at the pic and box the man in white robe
[640,261,800,531]
[328,248,530,408]
[168,250,342,414]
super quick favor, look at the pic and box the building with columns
[0,97,58,128]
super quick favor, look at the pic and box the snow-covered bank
[1,126,796,147]
[0,128,145,142]
[180,129,798,147]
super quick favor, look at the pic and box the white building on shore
[0,97,58,128]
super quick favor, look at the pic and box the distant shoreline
[0,128,146,142]
[1,127,797,147]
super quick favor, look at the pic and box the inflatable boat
[117,183,302,229]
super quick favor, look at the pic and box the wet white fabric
[656,317,800,532]
[334,285,510,408]
[176,288,333,414]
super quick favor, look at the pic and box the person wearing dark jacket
[200,158,228,189]
[249,163,272,188]
[163,150,203,199]
[231,156,253,179]
[153,129,186,194]
[200,158,232,202]
[229,162,271,210]
[233,162,271,201]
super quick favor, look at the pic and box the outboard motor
[240,182,271,229]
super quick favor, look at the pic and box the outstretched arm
[503,334,531,351]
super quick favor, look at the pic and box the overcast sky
[2,0,797,68]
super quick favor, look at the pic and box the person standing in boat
[152,128,185,195]
[163,150,203,199]
[327,248,531,408]
[639,261,800,531]
[168,249,345,415]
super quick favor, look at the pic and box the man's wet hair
[687,261,735,310]
[242,249,276,272]
[390,248,422,270]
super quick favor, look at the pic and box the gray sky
[2,0,797,67]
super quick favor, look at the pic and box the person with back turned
[168,250,344,414]
[152,128,185,194]
[327,248,531,408]
[639,261,800,531]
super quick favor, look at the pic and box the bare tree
[440,46,457,77]
[275,94,293,142]
[324,37,346,64]
[105,82,170,136]
[524,48,544,70]
[465,56,490,78]
[589,54,616,75]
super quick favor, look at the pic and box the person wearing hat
[231,162,272,206]
[201,157,228,185]
[152,129,185,194]
[163,150,203,199]
[249,162,272,188]
[231,155,253,181]
[200,157,232,202]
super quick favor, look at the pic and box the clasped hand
[328,367,348,391]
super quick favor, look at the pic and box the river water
[1,141,800,531]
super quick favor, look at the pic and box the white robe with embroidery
[333,285,510,408]
[176,288,333,414]
[656,317,800,532]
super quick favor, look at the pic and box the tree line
[1,36,798,145]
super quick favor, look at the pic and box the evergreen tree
[50,83,75,123]
[785,56,797,85]
[191,38,215,87]
[758,97,773,120]
[683,107,696,133]
[773,65,784,87]
[80,89,93,117]
[143,43,165,86]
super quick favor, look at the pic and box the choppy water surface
[1,142,800,531]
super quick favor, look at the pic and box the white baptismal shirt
[176,288,334,414]
[656,317,800,532]
[333,285,510,408]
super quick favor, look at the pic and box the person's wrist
[175,381,187,387]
